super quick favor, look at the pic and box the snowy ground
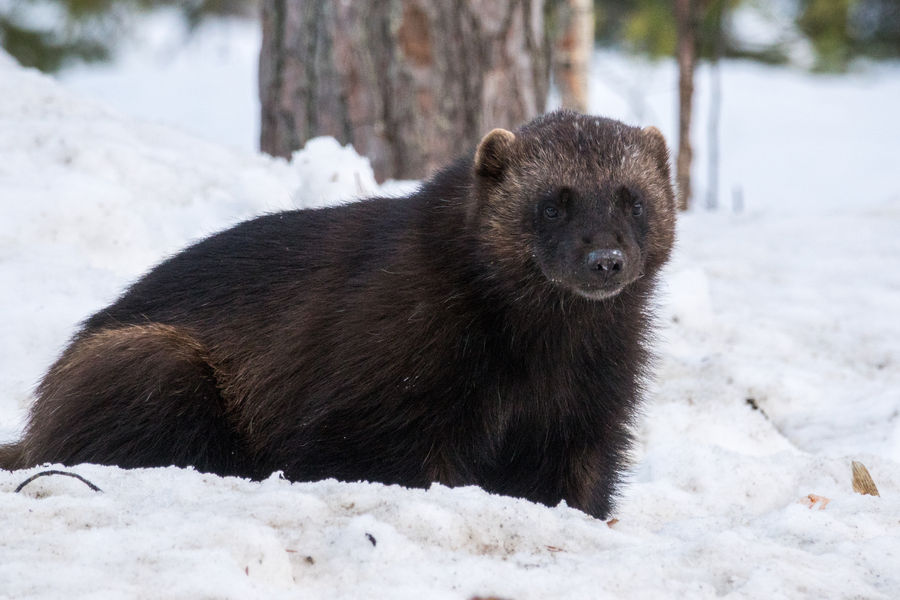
[2,29,900,600]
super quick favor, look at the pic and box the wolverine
[1,111,676,519]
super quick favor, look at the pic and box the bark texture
[259,0,550,182]
[552,0,593,112]
[674,0,696,211]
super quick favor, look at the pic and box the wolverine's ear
[474,128,515,179]
[642,126,670,172]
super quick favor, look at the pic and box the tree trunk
[674,0,696,211]
[552,0,593,112]
[705,0,725,211]
[259,0,550,182]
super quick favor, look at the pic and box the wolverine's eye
[619,186,643,217]
[544,205,560,219]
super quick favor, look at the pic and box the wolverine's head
[470,110,676,301]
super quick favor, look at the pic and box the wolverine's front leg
[562,436,631,520]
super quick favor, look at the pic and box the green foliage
[5,0,898,75]
[0,0,256,73]
[594,0,900,70]
[0,14,108,72]
[798,0,855,70]
[622,0,678,57]
[0,0,118,72]
[595,0,762,62]
[798,0,900,71]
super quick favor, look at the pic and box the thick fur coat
[0,111,676,519]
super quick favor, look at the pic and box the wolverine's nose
[586,249,624,273]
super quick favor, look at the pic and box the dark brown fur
[1,111,675,518]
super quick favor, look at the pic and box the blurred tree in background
[797,0,900,71]
[593,0,900,209]
[259,0,550,182]
[594,0,900,68]
[2,0,897,205]
[6,0,898,74]
[552,0,595,112]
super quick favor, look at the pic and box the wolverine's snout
[585,248,625,275]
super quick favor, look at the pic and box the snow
[58,10,263,152]
[2,33,900,599]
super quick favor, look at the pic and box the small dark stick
[14,469,102,493]
[365,533,376,547]
[851,461,880,497]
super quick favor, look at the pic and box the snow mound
[0,53,382,430]
[290,136,379,208]
[2,461,897,599]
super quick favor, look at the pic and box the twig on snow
[14,469,103,493]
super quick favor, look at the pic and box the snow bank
[0,57,376,438]
[3,462,896,599]
[2,49,899,599]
